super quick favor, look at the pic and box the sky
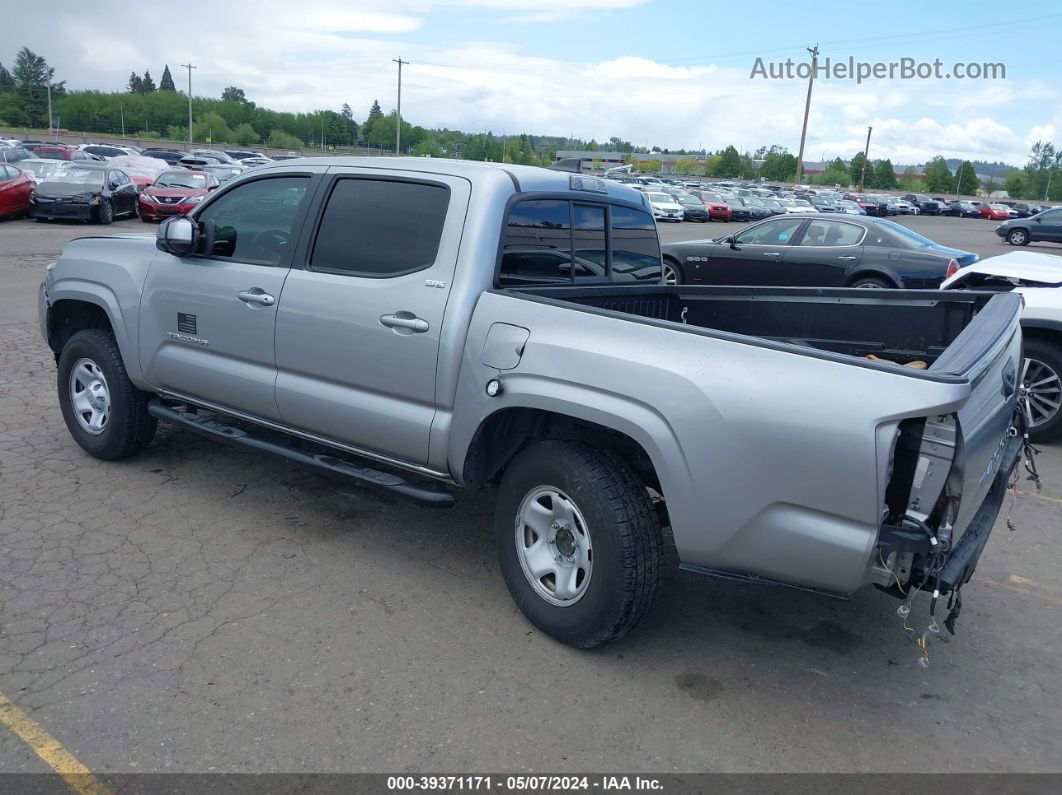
[2,0,1060,166]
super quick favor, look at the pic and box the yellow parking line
[0,691,112,795]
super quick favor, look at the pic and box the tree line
[1,45,1059,199]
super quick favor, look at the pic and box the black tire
[850,276,893,288]
[662,258,684,285]
[1007,228,1029,246]
[1022,339,1062,443]
[97,199,113,225]
[57,329,157,460]
[495,441,662,648]
[35,215,49,223]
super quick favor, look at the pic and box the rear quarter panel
[449,291,974,594]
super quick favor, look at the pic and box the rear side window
[610,206,660,282]
[311,178,449,277]
[499,200,572,286]
[499,200,660,286]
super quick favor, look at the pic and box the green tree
[954,160,979,195]
[127,71,143,94]
[872,159,898,189]
[0,62,13,93]
[674,156,700,175]
[412,136,443,157]
[221,86,247,103]
[758,145,798,182]
[13,47,62,126]
[193,111,233,143]
[815,159,849,186]
[232,122,259,145]
[340,103,359,144]
[899,167,920,191]
[142,70,156,92]
[1004,170,1026,199]
[159,65,176,91]
[849,152,870,187]
[1023,141,1057,201]
[268,129,303,149]
[922,156,955,193]
[714,145,743,178]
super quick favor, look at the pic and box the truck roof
[252,156,649,205]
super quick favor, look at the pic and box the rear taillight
[946,259,959,279]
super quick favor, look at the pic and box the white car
[893,200,920,215]
[77,143,142,159]
[190,149,241,165]
[239,156,274,168]
[15,158,71,184]
[781,199,817,214]
[646,191,684,223]
[942,251,1062,441]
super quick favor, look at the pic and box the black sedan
[31,163,139,223]
[675,194,710,222]
[726,196,772,222]
[660,214,978,287]
[943,200,981,218]
[994,207,1062,246]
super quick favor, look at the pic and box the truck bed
[514,285,1016,379]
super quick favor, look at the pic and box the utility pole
[393,57,408,155]
[858,125,873,192]
[794,44,818,185]
[120,104,125,138]
[1045,168,1054,202]
[180,63,196,147]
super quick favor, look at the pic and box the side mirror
[157,216,198,256]
[725,235,736,248]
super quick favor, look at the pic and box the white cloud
[1,0,1054,166]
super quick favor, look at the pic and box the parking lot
[1,214,1061,778]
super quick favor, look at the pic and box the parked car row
[0,138,272,222]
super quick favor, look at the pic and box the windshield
[50,167,104,186]
[20,161,64,178]
[155,172,208,189]
[677,196,700,206]
[648,192,672,203]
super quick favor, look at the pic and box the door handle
[237,289,275,306]
[837,255,859,261]
[763,252,781,257]
[380,312,429,333]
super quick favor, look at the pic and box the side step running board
[146,400,455,508]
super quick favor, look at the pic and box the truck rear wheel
[495,440,661,648]
[57,329,157,460]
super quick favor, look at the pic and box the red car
[0,163,34,218]
[979,204,1011,221]
[138,169,220,222]
[693,191,733,221]
[22,144,93,162]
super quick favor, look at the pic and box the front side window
[310,178,449,277]
[735,218,804,245]
[196,176,309,265]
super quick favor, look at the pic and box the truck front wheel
[57,329,157,460]
[495,440,662,648]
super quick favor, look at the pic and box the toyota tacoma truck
[40,158,1026,648]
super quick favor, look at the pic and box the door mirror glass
[725,235,736,247]
[157,216,198,256]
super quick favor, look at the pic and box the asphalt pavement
[0,215,1060,779]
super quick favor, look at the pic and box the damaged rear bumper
[938,432,1023,593]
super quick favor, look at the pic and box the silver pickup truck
[40,158,1025,648]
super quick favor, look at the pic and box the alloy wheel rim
[514,486,593,607]
[69,358,111,435]
[1021,356,1061,429]
[662,264,679,285]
